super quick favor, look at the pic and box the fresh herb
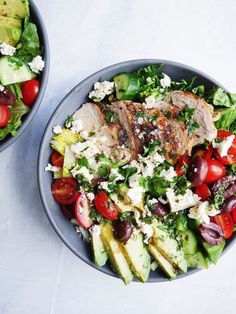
[89,131,95,137]
[170,176,189,195]
[192,85,205,97]
[119,167,137,182]
[176,106,199,134]
[230,164,236,175]
[171,77,196,91]
[97,164,110,177]
[143,140,161,156]
[103,106,119,124]
[90,208,110,224]
[76,174,92,192]
[65,116,73,128]
[142,176,170,197]
[142,215,157,224]
[77,157,90,169]
[120,211,134,223]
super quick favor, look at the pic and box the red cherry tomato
[175,155,189,176]
[74,193,92,229]
[0,104,10,127]
[21,79,40,107]
[194,183,211,201]
[204,145,213,160]
[204,159,226,184]
[213,213,234,239]
[51,178,79,205]
[51,151,64,167]
[232,208,236,224]
[94,191,118,221]
[214,130,236,165]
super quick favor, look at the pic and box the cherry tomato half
[213,213,234,239]
[94,191,118,221]
[51,151,64,168]
[51,178,79,205]
[204,159,226,184]
[214,130,236,165]
[194,183,211,201]
[0,104,10,127]
[21,79,40,107]
[74,193,92,229]
[175,155,189,176]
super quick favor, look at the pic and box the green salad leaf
[215,105,236,130]
[206,87,235,107]
[0,100,29,141]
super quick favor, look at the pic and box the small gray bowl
[0,0,50,153]
[38,59,234,282]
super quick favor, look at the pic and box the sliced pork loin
[164,91,217,144]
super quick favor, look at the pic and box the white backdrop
[0,0,236,313]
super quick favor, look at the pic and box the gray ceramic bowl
[38,59,234,282]
[0,0,49,153]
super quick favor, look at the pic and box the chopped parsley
[103,106,119,124]
[143,140,161,156]
[119,167,138,182]
[176,106,199,134]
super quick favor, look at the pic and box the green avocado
[181,229,198,256]
[122,232,151,282]
[148,243,176,279]
[201,240,226,264]
[50,129,80,156]
[109,193,134,213]
[91,228,108,267]
[0,0,29,19]
[152,223,187,273]
[100,223,133,285]
[0,15,22,46]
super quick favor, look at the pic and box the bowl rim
[0,0,50,153]
[38,59,234,283]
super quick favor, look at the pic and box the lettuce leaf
[206,87,236,107]
[215,105,236,130]
[0,100,29,141]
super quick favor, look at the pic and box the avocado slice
[109,193,134,213]
[50,129,80,156]
[62,145,76,178]
[0,0,29,19]
[91,229,108,267]
[0,15,22,46]
[185,252,209,269]
[100,223,133,285]
[0,56,36,85]
[201,240,226,264]
[152,223,187,273]
[122,232,151,282]
[118,183,130,205]
[148,244,176,279]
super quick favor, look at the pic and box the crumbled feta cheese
[45,163,61,172]
[28,55,44,74]
[159,166,177,182]
[144,95,156,109]
[141,224,153,244]
[0,42,16,56]
[80,130,89,139]
[134,210,141,226]
[142,160,156,177]
[160,73,171,88]
[137,117,144,125]
[188,201,220,224]
[89,224,101,237]
[158,197,168,204]
[138,131,145,139]
[148,198,158,205]
[212,135,235,157]
[110,167,124,181]
[70,142,88,155]
[53,125,63,134]
[87,192,95,202]
[76,166,93,182]
[70,119,83,133]
[128,174,141,188]
[0,84,4,92]
[89,81,114,102]
[166,188,199,212]
[152,152,165,164]
[127,186,144,206]
[99,181,112,192]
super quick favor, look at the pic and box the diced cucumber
[113,73,140,100]
[201,240,225,264]
[181,229,198,256]
[0,56,36,85]
[185,252,209,269]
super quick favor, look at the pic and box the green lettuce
[206,87,235,107]
[215,106,236,130]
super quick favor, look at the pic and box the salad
[0,0,44,142]
[46,64,236,284]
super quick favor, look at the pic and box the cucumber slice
[113,73,140,100]
[0,56,36,85]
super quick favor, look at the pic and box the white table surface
[1,0,236,313]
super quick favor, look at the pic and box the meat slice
[111,101,144,159]
[164,91,217,144]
